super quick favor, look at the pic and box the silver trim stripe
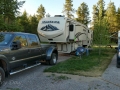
[10,54,46,63]
[10,63,41,75]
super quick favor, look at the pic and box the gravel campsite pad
[0,54,120,90]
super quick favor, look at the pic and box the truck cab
[0,32,58,86]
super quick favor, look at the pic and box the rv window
[69,25,74,31]
[88,30,89,33]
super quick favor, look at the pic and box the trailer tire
[50,53,57,65]
[0,67,5,86]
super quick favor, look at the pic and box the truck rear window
[28,35,39,46]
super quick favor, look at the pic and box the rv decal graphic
[74,32,86,41]
[41,24,59,31]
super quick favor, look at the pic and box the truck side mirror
[12,41,21,50]
[69,25,74,31]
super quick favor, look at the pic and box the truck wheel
[50,53,57,65]
[117,64,120,68]
[0,67,5,86]
[117,62,120,68]
[117,56,120,68]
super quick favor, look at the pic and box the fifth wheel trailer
[37,15,93,53]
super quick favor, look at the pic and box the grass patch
[44,48,116,77]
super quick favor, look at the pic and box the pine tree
[0,0,25,31]
[76,2,90,26]
[105,1,118,33]
[0,15,7,31]
[0,0,4,15]
[97,0,105,19]
[92,5,98,29]
[18,10,29,32]
[92,0,105,26]
[117,7,120,31]
[29,15,38,34]
[36,4,46,21]
[62,0,74,18]
[0,0,25,24]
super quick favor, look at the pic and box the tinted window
[13,35,28,47]
[0,33,13,46]
[28,35,38,46]
[69,25,74,31]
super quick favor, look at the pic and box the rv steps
[10,63,41,75]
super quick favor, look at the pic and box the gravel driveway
[0,54,120,90]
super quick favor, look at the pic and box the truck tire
[117,64,120,68]
[0,67,5,86]
[50,53,57,65]
[117,61,120,68]
[117,55,120,68]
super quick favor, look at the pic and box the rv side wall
[37,16,93,53]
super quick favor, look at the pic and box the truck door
[27,35,42,62]
[9,34,28,68]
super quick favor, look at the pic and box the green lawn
[44,48,116,77]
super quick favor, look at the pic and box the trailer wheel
[0,67,5,86]
[50,53,57,65]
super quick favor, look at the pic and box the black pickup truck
[0,32,58,85]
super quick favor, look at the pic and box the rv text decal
[42,21,60,24]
